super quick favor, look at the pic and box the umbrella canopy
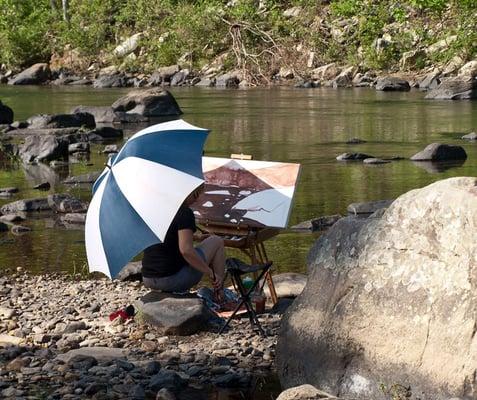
[85,119,209,279]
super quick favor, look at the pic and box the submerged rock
[277,177,477,399]
[336,153,373,161]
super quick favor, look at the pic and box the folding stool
[219,257,273,336]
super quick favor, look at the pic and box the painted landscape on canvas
[191,157,301,228]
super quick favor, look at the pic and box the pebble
[0,275,278,397]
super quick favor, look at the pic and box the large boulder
[19,135,69,163]
[410,143,467,161]
[71,106,121,124]
[276,177,477,399]
[8,63,51,85]
[27,113,95,129]
[0,101,14,124]
[111,89,182,117]
[425,78,477,100]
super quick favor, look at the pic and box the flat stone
[137,297,212,336]
[336,153,373,161]
[363,158,391,164]
[55,347,128,363]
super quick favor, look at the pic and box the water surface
[0,85,476,275]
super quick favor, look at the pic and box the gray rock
[33,182,50,190]
[8,63,50,85]
[149,65,180,85]
[93,73,130,88]
[48,194,88,213]
[375,76,410,91]
[277,177,477,399]
[277,384,335,400]
[63,172,101,184]
[0,187,19,195]
[418,71,441,91]
[425,78,477,100]
[263,273,307,299]
[171,69,190,86]
[347,199,393,216]
[27,113,95,129]
[137,297,211,336]
[462,132,477,141]
[56,347,129,363]
[6,127,80,137]
[102,144,118,154]
[411,143,467,161]
[11,224,31,234]
[0,101,14,124]
[0,198,50,214]
[117,261,142,281]
[0,214,24,223]
[363,158,391,164]
[195,78,216,87]
[149,369,187,391]
[216,72,240,88]
[336,153,373,161]
[112,89,182,117]
[88,126,123,140]
[71,106,120,124]
[68,142,90,153]
[345,138,366,144]
[155,388,177,400]
[61,213,86,224]
[19,135,69,163]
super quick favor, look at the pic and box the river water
[0,85,476,275]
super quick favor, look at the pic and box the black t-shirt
[142,205,196,278]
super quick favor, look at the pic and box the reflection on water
[0,86,476,275]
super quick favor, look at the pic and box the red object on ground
[109,309,132,321]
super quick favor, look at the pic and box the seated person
[142,185,225,301]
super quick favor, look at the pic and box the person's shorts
[143,248,205,293]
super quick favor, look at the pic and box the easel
[193,152,281,305]
[195,220,279,304]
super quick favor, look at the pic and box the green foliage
[0,0,53,67]
[409,0,447,12]
[330,0,362,17]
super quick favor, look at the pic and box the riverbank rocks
[462,132,477,141]
[27,112,95,129]
[136,295,212,336]
[277,177,477,399]
[410,143,467,161]
[375,76,410,91]
[8,63,51,85]
[19,135,69,163]
[0,101,14,124]
[425,78,477,100]
[111,89,182,117]
[0,198,50,214]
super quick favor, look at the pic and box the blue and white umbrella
[85,119,209,279]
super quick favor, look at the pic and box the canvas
[191,156,301,229]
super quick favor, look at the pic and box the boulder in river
[8,63,51,85]
[277,177,477,399]
[336,153,373,161]
[0,101,14,124]
[375,76,410,91]
[410,143,467,161]
[462,132,477,141]
[27,113,95,129]
[111,89,182,117]
[425,78,477,100]
[19,135,69,163]
[71,106,121,124]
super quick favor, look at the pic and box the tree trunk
[62,0,69,22]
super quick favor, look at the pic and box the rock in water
[276,177,477,399]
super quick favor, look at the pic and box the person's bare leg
[197,235,226,281]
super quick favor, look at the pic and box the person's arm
[178,228,214,278]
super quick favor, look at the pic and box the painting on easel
[191,156,301,229]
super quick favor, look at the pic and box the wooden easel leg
[257,242,278,305]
